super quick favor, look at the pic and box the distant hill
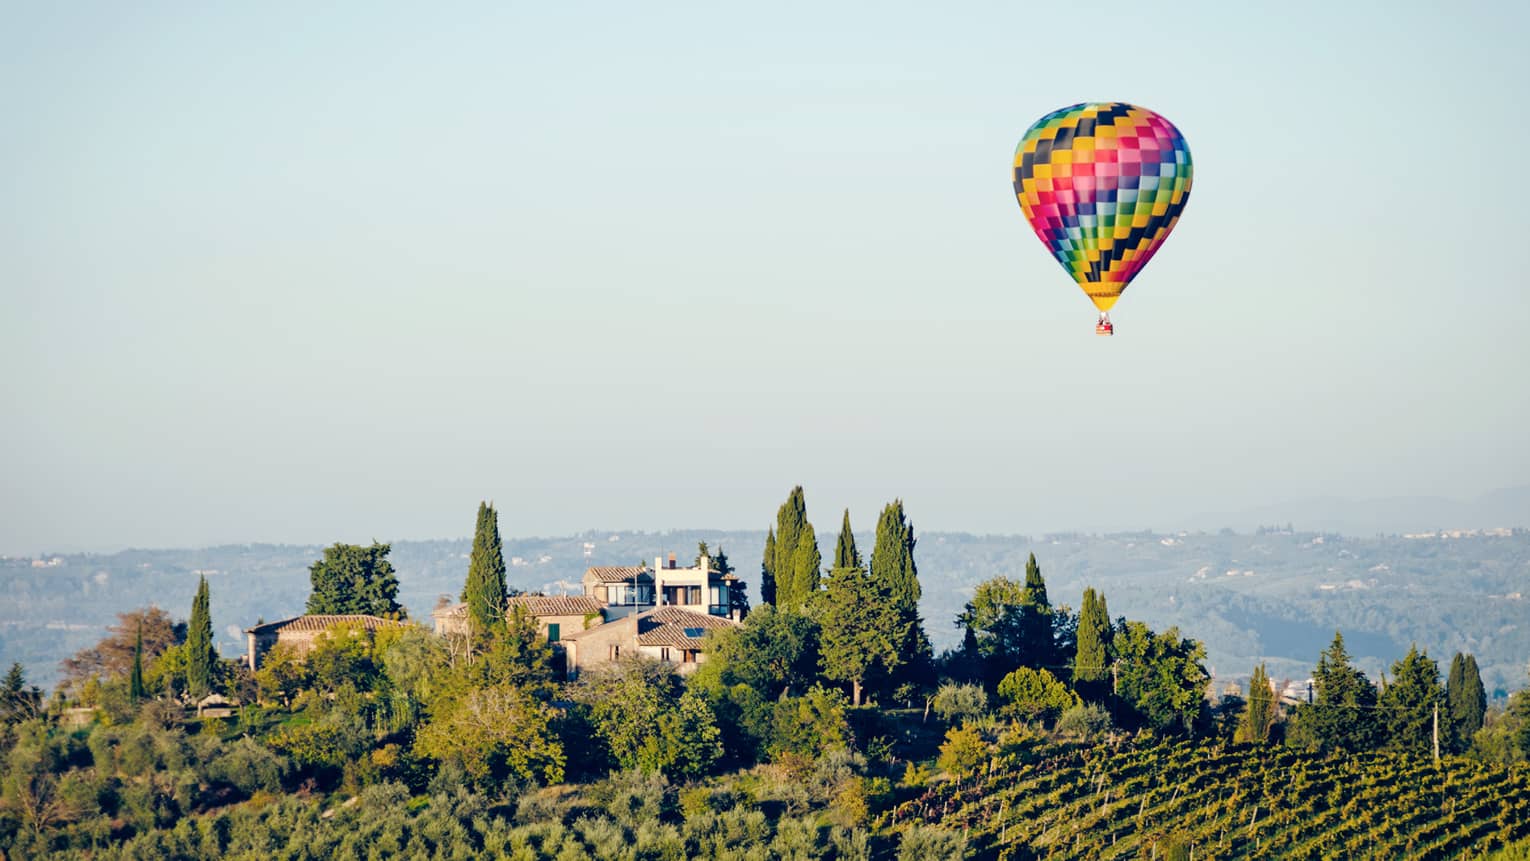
[3,524,1527,696]
[1182,485,1530,536]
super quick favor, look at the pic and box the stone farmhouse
[248,552,744,678]
[244,613,409,671]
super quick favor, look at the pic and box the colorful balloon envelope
[1012,102,1192,322]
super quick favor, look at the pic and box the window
[547,623,560,643]
[660,647,671,662]
[683,627,705,638]
[610,585,652,605]
[682,650,696,663]
[687,585,702,605]
[609,644,620,660]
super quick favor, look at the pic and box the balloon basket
[1095,323,1114,337]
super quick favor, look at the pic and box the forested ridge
[2,490,1528,860]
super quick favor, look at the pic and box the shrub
[899,825,968,860]
[931,683,988,726]
[937,725,990,786]
[996,667,1079,725]
[1054,703,1113,741]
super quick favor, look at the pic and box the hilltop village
[244,550,744,679]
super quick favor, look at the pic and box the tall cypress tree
[786,522,821,610]
[1073,587,1112,701]
[186,575,215,699]
[129,623,145,704]
[462,501,509,637]
[869,500,931,690]
[1446,652,1487,753]
[763,487,813,611]
[1018,554,1054,669]
[1236,663,1275,744]
[833,509,860,571]
[870,501,919,611]
[760,528,777,607]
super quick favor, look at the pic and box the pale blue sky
[4,2,1528,555]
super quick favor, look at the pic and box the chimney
[667,552,676,569]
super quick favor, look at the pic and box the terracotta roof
[636,606,736,649]
[245,614,407,635]
[432,595,605,619]
[585,566,653,583]
[510,594,605,616]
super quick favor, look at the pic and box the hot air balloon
[1012,103,1192,335]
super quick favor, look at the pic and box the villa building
[244,614,407,671]
[424,552,744,676]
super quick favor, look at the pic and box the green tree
[832,509,861,570]
[1073,587,1112,702]
[306,542,403,617]
[761,528,778,607]
[1,664,42,726]
[768,685,852,761]
[461,501,509,640]
[819,555,906,706]
[764,487,818,612]
[1017,554,1055,669]
[869,500,931,692]
[1513,689,1530,760]
[667,688,724,781]
[1235,663,1276,744]
[695,604,821,699]
[936,725,989,787]
[1295,631,1381,753]
[186,575,215,699]
[413,684,565,786]
[996,666,1080,725]
[957,576,1025,688]
[1380,644,1442,757]
[436,605,555,701]
[785,522,822,610]
[305,622,385,693]
[1112,620,1210,734]
[575,659,715,776]
[129,625,145,704]
[1446,652,1487,754]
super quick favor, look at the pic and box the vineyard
[896,737,1530,860]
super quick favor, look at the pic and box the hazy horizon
[6,3,1529,558]
[9,483,1530,559]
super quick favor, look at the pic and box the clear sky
[4,2,1528,555]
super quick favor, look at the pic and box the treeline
[2,489,1529,859]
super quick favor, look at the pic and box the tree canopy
[1292,631,1381,753]
[306,542,403,618]
[1380,644,1441,757]
[1446,652,1486,754]
[186,576,216,699]
[461,501,509,639]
